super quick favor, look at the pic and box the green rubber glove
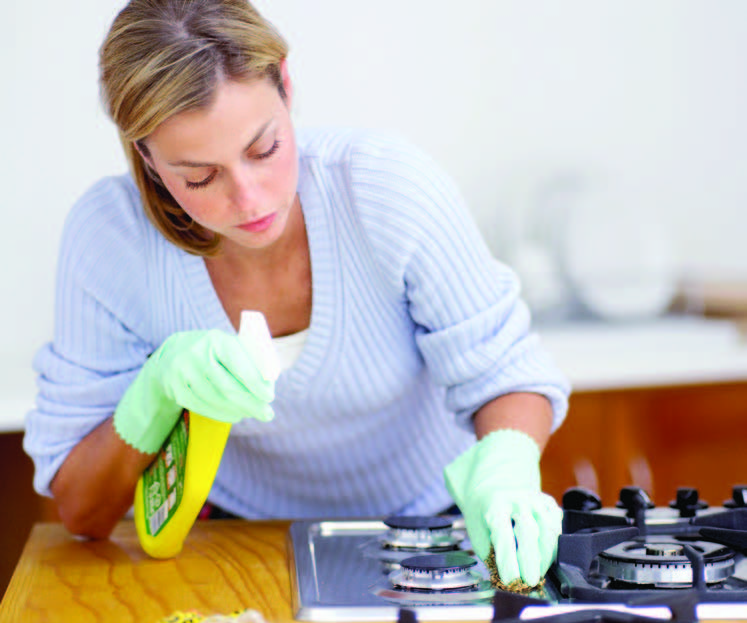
[114,329,275,453]
[444,429,562,587]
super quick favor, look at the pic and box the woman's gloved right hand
[113,329,276,453]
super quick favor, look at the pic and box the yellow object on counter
[158,608,267,622]
[134,411,231,559]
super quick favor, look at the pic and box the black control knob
[616,486,654,516]
[724,485,747,508]
[669,487,708,517]
[562,487,603,512]
[398,609,418,623]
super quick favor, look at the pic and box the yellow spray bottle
[134,311,280,558]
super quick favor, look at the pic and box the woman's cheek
[164,180,212,225]
[179,195,216,227]
[279,147,299,195]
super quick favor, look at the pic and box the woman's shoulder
[298,127,456,211]
[64,173,145,233]
[58,173,155,278]
[297,127,428,169]
[307,127,456,196]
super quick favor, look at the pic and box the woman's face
[142,71,298,254]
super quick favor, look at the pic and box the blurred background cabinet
[0,432,58,599]
[541,381,747,508]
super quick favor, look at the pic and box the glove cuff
[478,428,541,463]
[113,356,181,454]
[444,428,543,501]
[473,428,543,491]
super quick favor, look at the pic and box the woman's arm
[49,327,277,539]
[473,392,554,450]
[50,417,155,539]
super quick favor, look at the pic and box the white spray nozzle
[239,311,281,383]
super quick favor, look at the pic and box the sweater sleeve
[348,134,570,432]
[23,176,154,497]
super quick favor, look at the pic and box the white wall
[3,1,747,390]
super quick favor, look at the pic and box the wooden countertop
[3,520,745,623]
[0,520,294,623]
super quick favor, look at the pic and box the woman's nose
[228,169,259,211]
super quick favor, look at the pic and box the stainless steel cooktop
[287,517,551,622]
[288,488,747,623]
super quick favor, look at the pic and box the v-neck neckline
[179,152,343,395]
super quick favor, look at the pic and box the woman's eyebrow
[168,120,273,167]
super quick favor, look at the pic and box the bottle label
[141,411,188,536]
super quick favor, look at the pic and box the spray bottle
[133,311,280,558]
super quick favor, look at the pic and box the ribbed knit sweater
[24,128,569,518]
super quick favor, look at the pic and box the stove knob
[398,609,418,623]
[669,487,708,517]
[724,485,747,508]
[616,486,654,515]
[562,487,602,512]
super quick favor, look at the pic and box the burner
[596,536,736,587]
[389,552,482,591]
[380,516,462,552]
[361,515,465,570]
[371,550,495,605]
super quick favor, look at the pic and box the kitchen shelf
[537,314,747,391]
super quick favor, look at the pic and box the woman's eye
[182,140,280,189]
[254,139,281,160]
[185,172,216,190]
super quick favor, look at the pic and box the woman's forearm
[472,392,554,451]
[50,417,156,539]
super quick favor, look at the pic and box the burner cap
[645,543,684,557]
[378,516,462,553]
[384,516,453,531]
[401,552,477,572]
[389,552,481,591]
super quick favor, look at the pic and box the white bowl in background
[561,184,677,321]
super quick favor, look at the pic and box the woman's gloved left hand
[443,429,562,587]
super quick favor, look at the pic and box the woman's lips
[237,213,276,233]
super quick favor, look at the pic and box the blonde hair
[100,0,289,256]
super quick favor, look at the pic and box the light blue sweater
[24,128,570,518]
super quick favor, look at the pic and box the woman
[24,0,569,587]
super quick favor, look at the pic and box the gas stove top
[288,486,747,622]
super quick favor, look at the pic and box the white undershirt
[272,329,310,372]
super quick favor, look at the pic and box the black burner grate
[554,487,747,603]
[397,589,700,623]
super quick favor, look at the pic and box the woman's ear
[280,58,293,107]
